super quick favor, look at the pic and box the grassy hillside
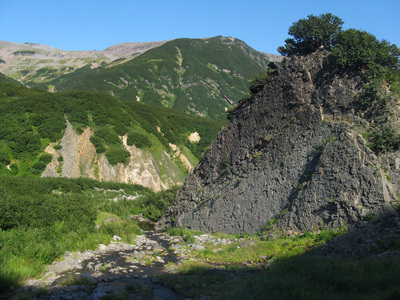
[32,36,276,120]
[0,176,178,291]
[0,82,225,291]
[0,82,225,178]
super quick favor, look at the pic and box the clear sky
[1,0,399,55]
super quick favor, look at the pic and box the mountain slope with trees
[0,82,225,190]
[31,36,281,120]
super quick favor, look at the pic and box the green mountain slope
[0,72,21,85]
[0,83,225,189]
[34,36,281,120]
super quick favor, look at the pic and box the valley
[1,13,400,299]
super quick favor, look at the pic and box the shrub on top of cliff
[278,14,399,76]
[278,13,343,56]
[331,29,400,75]
[249,72,271,94]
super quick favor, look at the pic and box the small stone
[104,218,117,223]
[98,244,108,251]
[192,244,206,251]
[156,256,165,263]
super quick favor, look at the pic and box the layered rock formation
[161,50,400,234]
[42,121,193,192]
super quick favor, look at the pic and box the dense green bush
[105,148,130,165]
[39,153,53,164]
[31,161,47,175]
[0,151,10,165]
[0,193,96,231]
[113,123,128,136]
[97,186,179,221]
[127,131,152,148]
[90,135,106,153]
[278,13,343,56]
[278,14,400,76]
[135,186,179,221]
[94,128,121,145]
[366,126,400,154]
[331,29,400,74]
[37,115,65,141]
[8,132,41,158]
[9,164,18,175]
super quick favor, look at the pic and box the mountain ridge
[0,37,282,120]
[0,37,281,84]
[39,36,281,119]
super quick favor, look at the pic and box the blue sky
[1,0,399,55]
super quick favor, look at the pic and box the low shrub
[127,131,152,148]
[39,153,53,164]
[31,161,47,175]
[105,148,130,165]
[90,135,106,154]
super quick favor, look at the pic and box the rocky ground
[4,229,237,300]
[4,214,400,300]
[312,215,400,259]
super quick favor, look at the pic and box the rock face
[161,51,400,234]
[41,121,191,192]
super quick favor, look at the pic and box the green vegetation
[278,13,344,56]
[30,37,272,120]
[105,148,130,165]
[12,50,36,56]
[222,256,400,300]
[277,13,400,154]
[331,29,400,74]
[127,131,152,148]
[0,82,224,176]
[159,227,400,299]
[278,13,400,74]
[0,73,22,85]
[0,176,179,292]
[166,226,204,243]
[365,125,400,154]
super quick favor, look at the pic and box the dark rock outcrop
[160,50,400,234]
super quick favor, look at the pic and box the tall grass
[220,255,400,300]
[0,176,179,292]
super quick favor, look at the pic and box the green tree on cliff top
[278,13,343,56]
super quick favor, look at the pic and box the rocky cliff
[42,121,194,192]
[161,50,400,234]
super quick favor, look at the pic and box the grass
[166,226,204,243]
[160,227,400,299]
[0,177,178,292]
[219,256,400,300]
[60,273,96,287]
